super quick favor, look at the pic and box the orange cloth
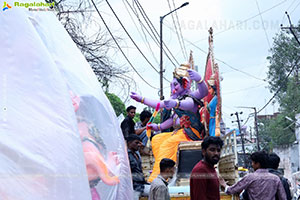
[148,129,192,182]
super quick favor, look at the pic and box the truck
[140,28,239,199]
[140,130,239,199]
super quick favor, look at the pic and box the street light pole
[159,2,189,100]
[160,17,163,100]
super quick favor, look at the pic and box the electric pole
[238,106,260,151]
[281,12,300,47]
[253,107,260,150]
[296,114,300,171]
[231,111,247,168]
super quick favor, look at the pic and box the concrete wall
[274,143,298,181]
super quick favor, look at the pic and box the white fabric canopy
[0,7,132,200]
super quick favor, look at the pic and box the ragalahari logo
[3,2,12,11]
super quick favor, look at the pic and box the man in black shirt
[268,153,292,200]
[121,105,136,139]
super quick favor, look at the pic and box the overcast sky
[95,0,300,130]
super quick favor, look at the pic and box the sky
[94,0,300,130]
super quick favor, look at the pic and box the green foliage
[258,115,296,150]
[153,113,161,124]
[133,113,140,123]
[105,92,126,117]
[280,79,300,113]
[261,21,300,149]
[267,24,300,98]
[132,107,160,124]
[144,107,161,124]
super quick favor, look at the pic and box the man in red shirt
[190,136,224,200]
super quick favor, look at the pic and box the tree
[259,21,300,149]
[259,115,296,150]
[46,0,135,95]
[133,107,160,124]
[105,92,126,117]
[267,24,300,98]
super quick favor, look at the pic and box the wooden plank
[178,141,202,150]
[219,164,235,170]
[139,194,238,199]
[176,178,190,186]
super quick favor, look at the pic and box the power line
[280,0,298,25]
[104,0,171,83]
[258,13,300,112]
[133,0,181,67]
[223,104,236,112]
[171,0,188,61]
[281,12,300,46]
[257,58,299,113]
[286,0,299,12]
[223,83,267,95]
[242,113,254,127]
[255,0,272,49]
[167,0,186,60]
[290,0,300,14]
[125,0,166,64]
[123,0,179,68]
[192,0,287,44]
[182,38,267,81]
[273,0,299,46]
[121,0,174,84]
[216,58,266,81]
[122,0,159,66]
[133,0,180,67]
[90,0,159,90]
[166,0,187,61]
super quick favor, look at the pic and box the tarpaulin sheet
[0,6,132,200]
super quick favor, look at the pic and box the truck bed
[140,131,239,199]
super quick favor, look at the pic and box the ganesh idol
[130,64,208,182]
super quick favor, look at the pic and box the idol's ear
[182,77,191,89]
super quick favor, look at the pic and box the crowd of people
[121,107,292,200]
[191,137,291,200]
[119,64,291,200]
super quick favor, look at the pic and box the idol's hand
[147,123,158,131]
[204,101,208,107]
[188,69,202,82]
[130,92,142,102]
[164,99,177,110]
